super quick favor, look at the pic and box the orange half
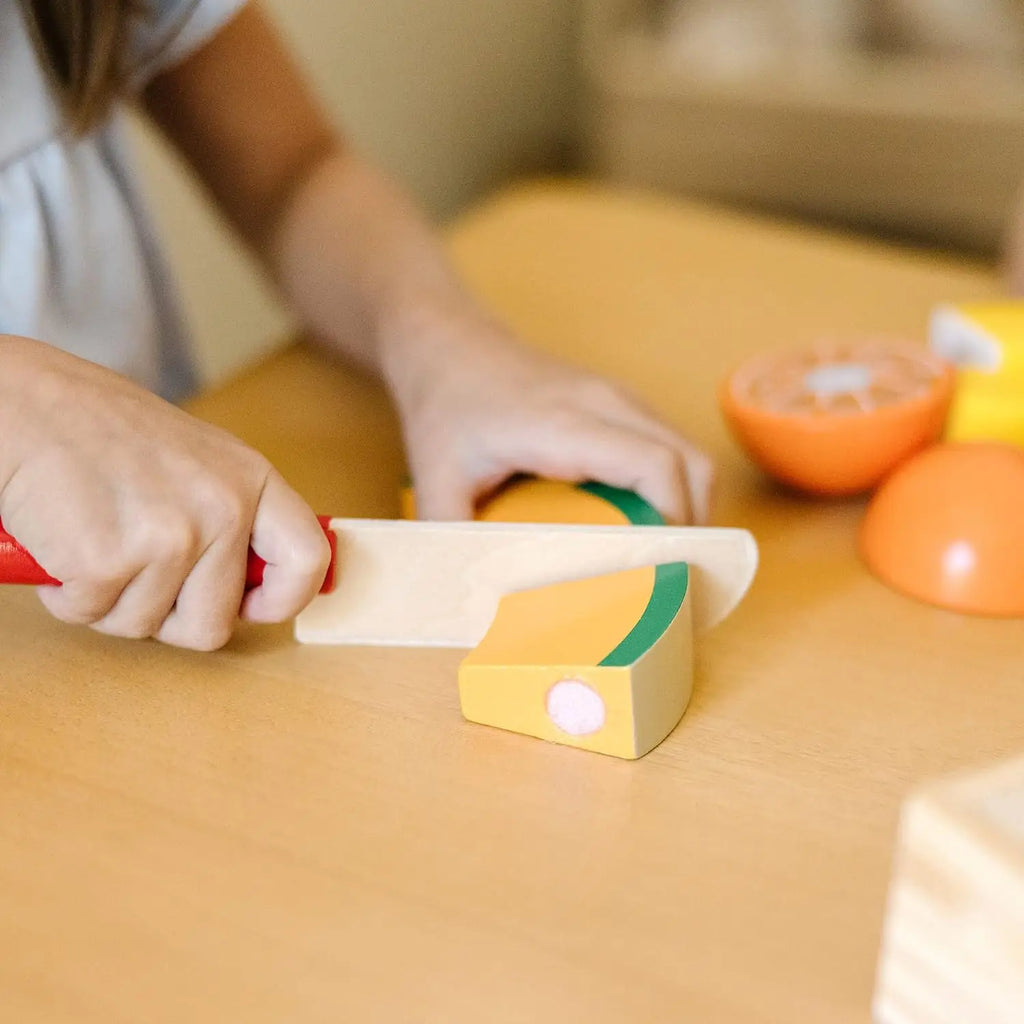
[720,339,955,495]
[860,442,1024,617]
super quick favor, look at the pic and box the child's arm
[142,3,713,524]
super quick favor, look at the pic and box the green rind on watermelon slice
[600,562,689,667]
[579,481,665,526]
[577,482,689,667]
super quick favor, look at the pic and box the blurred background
[131,0,1024,384]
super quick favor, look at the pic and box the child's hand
[385,313,713,524]
[0,337,330,650]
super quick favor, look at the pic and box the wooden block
[458,560,692,759]
[873,755,1024,1024]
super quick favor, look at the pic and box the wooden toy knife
[296,517,757,647]
[0,516,757,648]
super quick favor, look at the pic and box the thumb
[241,472,331,622]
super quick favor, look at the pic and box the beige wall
[132,0,578,384]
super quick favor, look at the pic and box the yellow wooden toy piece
[407,478,695,759]
[459,561,691,759]
[930,301,1024,446]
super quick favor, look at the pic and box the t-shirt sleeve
[126,0,249,88]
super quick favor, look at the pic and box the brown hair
[18,0,139,133]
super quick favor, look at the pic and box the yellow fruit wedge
[459,560,692,759]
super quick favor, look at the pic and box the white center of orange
[804,362,872,396]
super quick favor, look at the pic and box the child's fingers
[89,561,194,640]
[593,410,712,524]
[630,426,712,525]
[408,465,476,521]
[29,512,216,641]
[36,576,126,628]
[155,529,251,651]
[577,385,714,524]
[240,472,331,625]
[82,516,206,639]
[511,417,695,524]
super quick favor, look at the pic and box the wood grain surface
[2,182,1021,1023]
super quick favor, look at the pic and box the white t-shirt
[0,0,246,401]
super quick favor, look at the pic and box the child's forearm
[267,147,485,387]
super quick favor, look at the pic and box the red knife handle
[0,515,337,594]
[0,528,59,585]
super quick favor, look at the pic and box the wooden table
[2,183,1022,1023]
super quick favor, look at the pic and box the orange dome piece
[720,339,955,495]
[859,442,1024,617]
